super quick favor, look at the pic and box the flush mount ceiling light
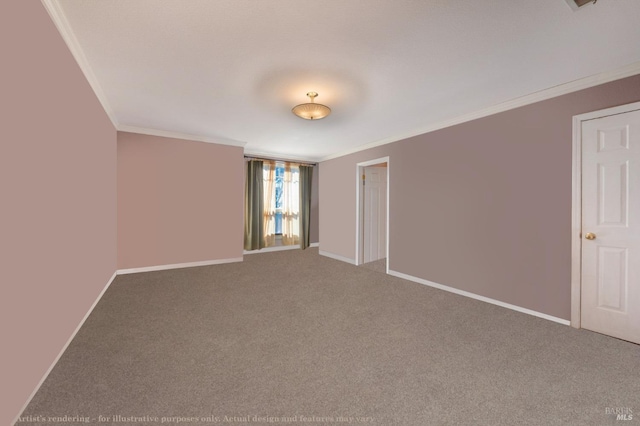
[564,0,597,10]
[292,92,331,120]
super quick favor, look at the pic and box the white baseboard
[117,257,243,274]
[319,250,357,265]
[387,270,571,326]
[13,270,118,426]
[244,242,319,255]
[244,245,299,255]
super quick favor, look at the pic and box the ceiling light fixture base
[292,92,331,120]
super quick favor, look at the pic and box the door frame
[356,156,390,272]
[571,101,640,328]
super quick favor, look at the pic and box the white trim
[571,113,583,329]
[570,101,640,329]
[40,0,248,152]
[319,250,357,265]
[571,101,640,123]
[244,242,319,255]
[41,0,118,128]
[244,149,321,164]
[117,257,242,274]
[355,157,392,168]
[388,270,571,326]
[245,245,298,254]
[321,61,640,162]
[118,125,247,148]
[39,3,640,165]
[12,270,118,426]
[355,157,390,269]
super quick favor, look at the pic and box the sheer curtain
[245,158,312,250]
[281,163,300,246]
[262,161,276,248]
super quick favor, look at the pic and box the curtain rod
[244,155,317,167]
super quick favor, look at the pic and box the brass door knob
[585,232,596,240]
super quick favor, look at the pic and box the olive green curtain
[298,165,313,250]
[244,160,264,250]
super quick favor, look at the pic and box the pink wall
[320,74,640,321]
[117,132,244,269]
[0,2,117,425]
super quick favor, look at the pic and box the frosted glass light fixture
[292,92,331,120]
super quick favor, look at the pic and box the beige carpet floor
[18,248,640,425]
[359,258,386,274]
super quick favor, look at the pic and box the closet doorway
[356,157,390,273]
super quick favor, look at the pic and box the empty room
[4,0,640,425]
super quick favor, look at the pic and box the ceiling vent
[564,0,597,11]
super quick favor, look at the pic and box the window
[244,157,312,251]
[274,163,284,235]
[263,161,299,246]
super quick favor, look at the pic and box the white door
[581,108,640,344]
[363,165,387,263]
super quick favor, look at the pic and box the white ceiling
[51,0,640,161]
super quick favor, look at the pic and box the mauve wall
[320,74,640,321]
[118,132,244,269]
[0,2,117,425]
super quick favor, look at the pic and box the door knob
[585,232,596,240]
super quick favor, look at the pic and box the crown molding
[39,1,640,163]
[118,125,247,148]
[41,0,119,128]
[320,61,640,162]
[243,149,321,163]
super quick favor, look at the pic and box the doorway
[571,101,640,344]
[356,157,390,273]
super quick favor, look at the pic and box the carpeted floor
[18,248,640,425]
[359,258,386,274]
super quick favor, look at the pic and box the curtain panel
[298,165,313,249]
[262,161,276,248]
[281,163,300,246]
[244,160,264,250]
[244,158,313,251]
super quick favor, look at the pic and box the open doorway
[356,157,390,273]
